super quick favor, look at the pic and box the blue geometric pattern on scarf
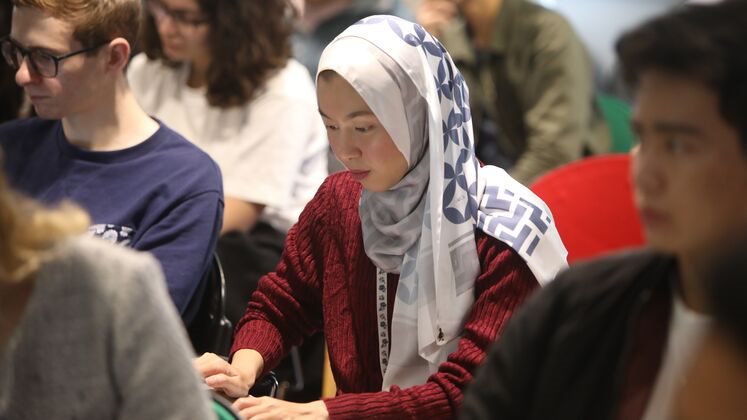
[477,186,553,256]
[355,16,478,226]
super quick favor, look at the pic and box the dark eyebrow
[632,120,704,137]
[653,122,703,135]
[318,109,375,119]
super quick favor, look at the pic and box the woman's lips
[349,170,370,181]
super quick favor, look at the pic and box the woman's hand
[194,351,259,398]
[232,397,329,420]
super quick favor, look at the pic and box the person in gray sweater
[0,170,214,419]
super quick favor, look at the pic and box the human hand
[416,0,461,38]
[194,352,255,398]
[232,397,328,420]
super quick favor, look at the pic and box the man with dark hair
[0,0,224,324]
[460,1,747,418]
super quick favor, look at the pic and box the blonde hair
[0,173,89,284]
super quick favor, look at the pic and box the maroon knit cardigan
[233,172,539,419]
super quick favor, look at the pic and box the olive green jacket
[439,0,610,184]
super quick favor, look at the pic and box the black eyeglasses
[0,36,109,78]
[146,0,210,29]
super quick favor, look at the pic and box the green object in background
[597,93,636,153]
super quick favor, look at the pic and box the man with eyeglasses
[0,0,224,325]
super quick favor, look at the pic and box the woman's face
[317,72,409,192]
[147,0,210,65]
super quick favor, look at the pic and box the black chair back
[187,253,234,356]
[250,371,279,398]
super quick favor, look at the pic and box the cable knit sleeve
[230,174,335,371]
[231,172,540,418]
[324,232,540,419]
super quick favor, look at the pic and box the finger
[194,351,218,363]
[194,354,233,378]
[246,413,281,420]
[232,396,260,410]
[194,352,229,371]
[193,352,220,369]
[239,407,278,420]
[193,352,213,370]
[236,397,293,420]
[205,373,247,398]
[236,399,272,419]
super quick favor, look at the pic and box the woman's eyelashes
[323,124,375,133]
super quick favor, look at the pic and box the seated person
[417,0,610,184]
[194,15,568,419]
[0,0,224,324]
[0,169,213,419]
[460,1,747,419]
[128,0,327,327]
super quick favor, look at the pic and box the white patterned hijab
[317,15,568,390]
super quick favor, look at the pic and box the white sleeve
[223,93,326,208]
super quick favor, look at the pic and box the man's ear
[105,37,131,73]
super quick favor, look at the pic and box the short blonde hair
[0,173,89,283]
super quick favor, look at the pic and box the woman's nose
[332,132,361,162]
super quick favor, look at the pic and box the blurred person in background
[417,0,609,185]
[131,0,327,326]
[129,0,328,400]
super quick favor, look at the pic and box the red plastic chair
[530,154,645,264]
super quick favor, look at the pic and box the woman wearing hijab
[195,15,567,419]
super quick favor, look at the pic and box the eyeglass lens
[1,39,57,77]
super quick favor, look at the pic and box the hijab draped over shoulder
[317,15,568,390]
